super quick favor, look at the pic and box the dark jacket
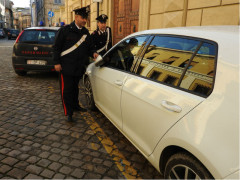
[53,21,94,76]
[90,26,112,56]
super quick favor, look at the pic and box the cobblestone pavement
[0,39,163,179]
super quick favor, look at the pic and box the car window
[136,36,217,97]
[10,30,19,34]
[19,30,57,44]
[179,42,216,96]
[103,36,149,72]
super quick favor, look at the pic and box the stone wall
[139,0,239,31]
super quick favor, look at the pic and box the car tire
[164,152,213,179]
[83,76,96,110]
[15,70,27,76]
[8,37,10,40]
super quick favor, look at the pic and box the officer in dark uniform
[53,7,98,122]
[90,14,112,56]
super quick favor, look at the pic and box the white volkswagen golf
[83,26,239,179]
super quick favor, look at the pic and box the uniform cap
[73,7,89,19]
[96,14,108,23]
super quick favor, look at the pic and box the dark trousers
[60,72,81,116]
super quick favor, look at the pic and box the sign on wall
[48,11,54,17]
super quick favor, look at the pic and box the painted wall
[139,0,239,31]
[52,0,239,35]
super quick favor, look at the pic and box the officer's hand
[54,64,62,72]
[93,53,99,60]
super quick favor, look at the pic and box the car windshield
[18,30,57,44]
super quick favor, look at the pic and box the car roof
[131,25,238,39]
[127,26,239,65]
[25,27,60,31]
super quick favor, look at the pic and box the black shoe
[74,106,87,112]
[67,115,75,122]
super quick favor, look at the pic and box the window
[103,36,149,72]
[179,42,216,96]
[137,36,217,97]
[54,0,61,4]
[19,30,57,44]
[86,6,90,28]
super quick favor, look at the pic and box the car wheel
[83,76,96,110]
[8,37,10,40]
[15,70,27,76]
[164,152,213,179]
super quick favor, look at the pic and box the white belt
[61,34,87,57]
[97,27,110,53]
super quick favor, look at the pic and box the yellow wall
[139,0,239,31]
[44,0,64,26]
[58,0,113,32]
[57,0,239,32]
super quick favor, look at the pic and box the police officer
[91,14,112,56]
[53,7,98,122]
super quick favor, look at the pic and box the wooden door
[113,0,140,45]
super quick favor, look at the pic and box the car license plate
[12,34,16,36]
[27,60,47,65]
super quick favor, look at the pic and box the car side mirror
[95,55,103,67]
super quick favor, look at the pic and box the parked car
[83,26,239,179]
[12,27,60,76]
[8,29,20,39]
[0,29,5,38]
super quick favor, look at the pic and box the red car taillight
[15,30,24,43]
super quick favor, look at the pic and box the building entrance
[113,0,139,44]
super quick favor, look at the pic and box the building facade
[12,8,19,29]
[0,0,14,29]
[36,0,44,26]
[140,0,240,30]
[36,0,65,27]
[39,0,240,44]
[14,8,31,31]
[30,0,37,26]
[0,1,4,28]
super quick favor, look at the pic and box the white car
[83,26,239,179]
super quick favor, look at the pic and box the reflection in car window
[137,36,217,97]
[179,42,216,96]
[104,36,149,72]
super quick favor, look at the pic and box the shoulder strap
[96,27,110,53]
[60,34,87,57]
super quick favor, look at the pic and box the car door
[92,35,150,129]
[121,35,218,156]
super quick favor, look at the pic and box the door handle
[161,100,182,113]
[114,80,123,86]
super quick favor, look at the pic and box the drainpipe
[182,0,188,27]
[97,2,99,18]
[93,0,102,27]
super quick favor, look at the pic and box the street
[0,38,162,179]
